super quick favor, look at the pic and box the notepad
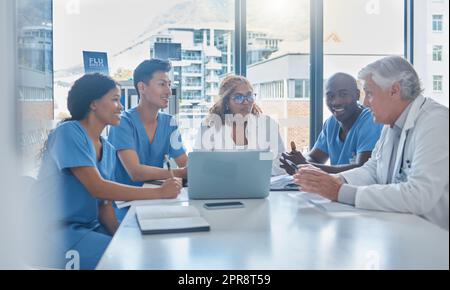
[135,205,210,235]
[270,174,299,191]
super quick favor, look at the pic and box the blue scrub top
[313,108,383,165]
[108,108,186,187]
[34,121,116,269]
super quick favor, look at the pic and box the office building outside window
[433,15,443,32]
[415,0,449,107]
[17,0,54,176]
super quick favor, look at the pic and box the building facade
[414,0,449,107]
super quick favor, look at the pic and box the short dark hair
[133,59,172,97]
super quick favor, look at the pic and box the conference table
[97,190,449,270]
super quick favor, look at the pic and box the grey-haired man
[294,56,449,230]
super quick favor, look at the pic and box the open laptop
[187,150,273,200]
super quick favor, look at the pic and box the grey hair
[358,56,423,100]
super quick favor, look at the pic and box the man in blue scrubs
[280,73,382,174]
[108,59,187,218]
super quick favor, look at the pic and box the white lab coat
[194,114,286,176]
[341,95,449,230]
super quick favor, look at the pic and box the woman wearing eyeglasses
[194,75,285,175]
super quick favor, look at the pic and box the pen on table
[165,155,175,178]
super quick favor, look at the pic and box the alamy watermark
[65,250,80,270]
[365,250,381,270]
[365,0,381,15]
[169,113,281,161]
[65,0,80,15]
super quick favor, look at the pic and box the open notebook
[135,205,210,235]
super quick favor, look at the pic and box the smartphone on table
[203,201,244,210]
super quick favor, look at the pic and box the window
[433,45,443,61]
[324,0,405,122]
[17,0,53,100]
[247,0,311,152]
[433,15,443,32]
[288,79,310,99]
[433,75,443,92]
[17,0,54,175]
[43,0,448,157]
[259,81,285,99]
[54,0,235,152]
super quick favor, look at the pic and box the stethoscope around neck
[397,98,428,175]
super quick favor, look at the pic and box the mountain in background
[136,0,234,40]
[57,0,310,76]
[135,0,309,44]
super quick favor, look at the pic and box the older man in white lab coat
[294,56,449,230]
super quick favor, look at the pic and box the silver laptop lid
[188,150,273,200]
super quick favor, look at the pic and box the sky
[54,0,313,73]
[53,0,182,71]
[54,0,404,74]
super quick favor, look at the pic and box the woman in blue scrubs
[34,73,182,270]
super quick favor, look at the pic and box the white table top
[97,190,449,270]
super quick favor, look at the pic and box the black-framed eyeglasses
[231,93,256,104]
